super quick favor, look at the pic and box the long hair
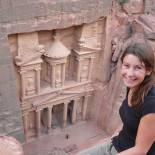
[121,41,155,109]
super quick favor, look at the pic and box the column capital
[74,97,80,101]
[22,112,28,116]
[36,109,41,113]
[64,101,70,105]
[34,68,41,71]
[51,63,56,67]
[19,70,26,74]
[85,92,92,97]
[48,105,53,109]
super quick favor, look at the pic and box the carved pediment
[15,45,45,66]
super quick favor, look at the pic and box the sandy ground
[23,121,110,155]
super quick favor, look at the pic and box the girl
[77,41,155,155]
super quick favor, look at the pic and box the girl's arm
[117,113,155,155]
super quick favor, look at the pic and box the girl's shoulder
[147,86,155,97]
[141,86,155,117]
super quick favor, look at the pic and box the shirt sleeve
[141,97,155,117]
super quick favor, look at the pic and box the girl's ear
[146,68,152,76]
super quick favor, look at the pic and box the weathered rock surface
[0,0,112,34]
[0,136,24,155]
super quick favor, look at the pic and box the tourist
[77,41,155,155]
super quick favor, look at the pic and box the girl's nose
[127,68,134,77]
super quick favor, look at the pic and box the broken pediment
[15,45,45,66]
[15,32,45,66]
[75,22,99,50]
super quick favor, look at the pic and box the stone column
[41,63,45,80]
[36,110,41,137]
[88,58,93,80]
[63,102,69,128]
[77,59,82,82]
[51,65,56,87]
[20,72,26,98]
[72,98,79,124]
[82,95,89,120]
[23,113,28,142]
[47,106,53,133]
[62,63,66,86]
[36,69,40,94]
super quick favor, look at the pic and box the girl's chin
[123,82,138,89]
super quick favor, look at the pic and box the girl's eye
[135,66,142,70]
[123,64,129,68]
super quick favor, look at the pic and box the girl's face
[121,54,151,90]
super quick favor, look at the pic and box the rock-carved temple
[13,27,99,141]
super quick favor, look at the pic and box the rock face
[145,0,155,13]
[0,136,24,155]
[0,0,112,34]
[0,0,155,153]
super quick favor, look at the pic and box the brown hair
[121,41,155,109]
